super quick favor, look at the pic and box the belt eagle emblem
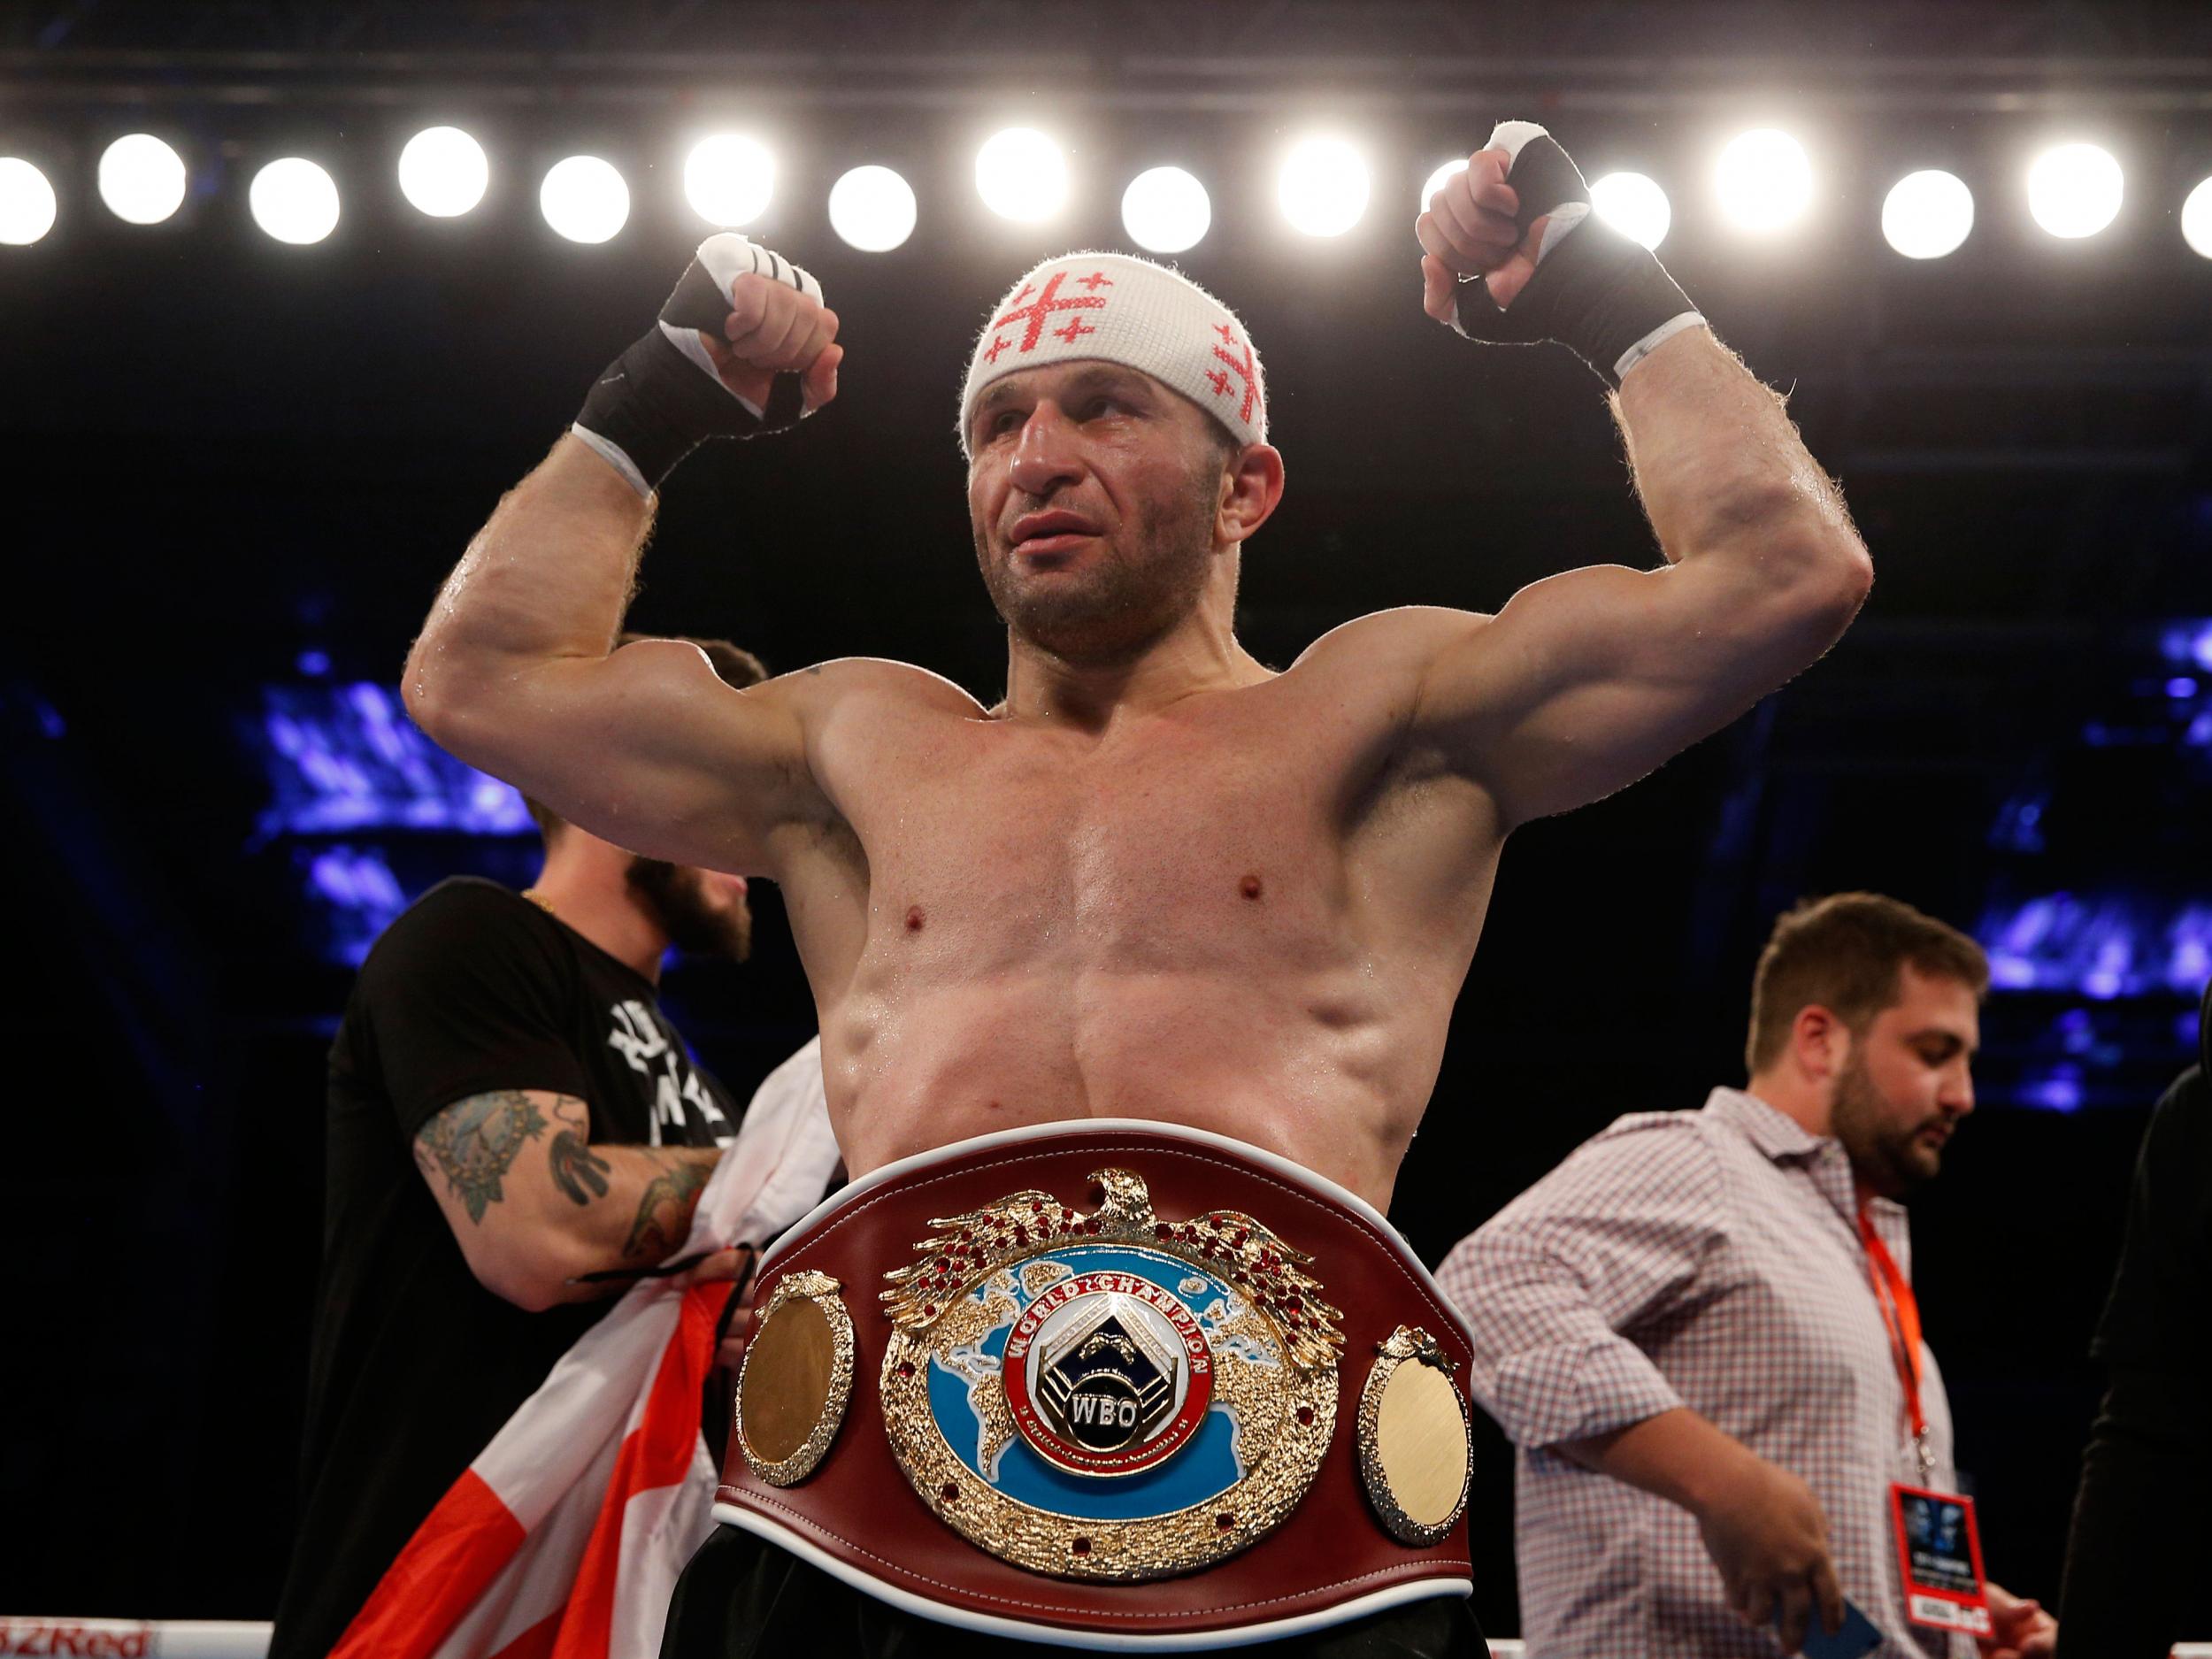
[879,1166,1342,1580]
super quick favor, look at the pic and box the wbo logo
[1002,1265,1213,1478]
[875,1160,1343,1578]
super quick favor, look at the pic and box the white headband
[959,251,1268,456]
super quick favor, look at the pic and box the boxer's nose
[1009,401,1085,497]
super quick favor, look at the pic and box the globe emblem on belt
[1002,1262,1214,1478]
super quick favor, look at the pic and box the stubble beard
[1831,1046,1941,1198]
[626,858,752,963]
[975,469,1218,668]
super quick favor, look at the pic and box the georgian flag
[329,1039,842,1659]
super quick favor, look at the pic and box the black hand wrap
[572,234,816,495]
[1447,126,1702,389]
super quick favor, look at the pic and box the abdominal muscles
[820,955,1435,1210]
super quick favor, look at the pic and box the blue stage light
[302,844,408,964]
[1980,892,2212,1000]
[2017,1065,2084,1113]
[2159,621,2212,671]
[1987,788,2048,853]
[255,681,530,836]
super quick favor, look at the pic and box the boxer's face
[627,858,752,962]
[966,362,1233,664]
[1828,964,1979,1197]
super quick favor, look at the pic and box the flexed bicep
[1413,551,1853,828]
[1403,124,1870,831]
[470,634,825,874]
[405,232,843,877]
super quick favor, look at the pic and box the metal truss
[4,1,2212,111]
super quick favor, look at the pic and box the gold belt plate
[878,1166,1342,1581]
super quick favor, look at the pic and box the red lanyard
[1857,1203,1933,1470]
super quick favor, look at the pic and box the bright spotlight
[540,155,629,244]
[828,165,917,252]
[0,157,57,245]
[398,127,488,219]
[975,127,1068,223]
[1419,157,1468,212]
[1881,169,1973,259]
[684,134,774,227]
[98,134,188,225]
[1591,171,1671,250]
[2028,142,2123,239]
[1715,128,1813,234]
[2184,176,2212,259]
[250,157,341,245]
[1279,136,1370,238]
[1121,165,1210,253]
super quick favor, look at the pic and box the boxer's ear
[1217,443,1285,549]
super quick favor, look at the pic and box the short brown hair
[1745,892,1990,1072]
[523,633,768,841]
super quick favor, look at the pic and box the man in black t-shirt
[271,636,777,1659]
[2057,978,2212,1658]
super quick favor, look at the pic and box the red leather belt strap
[710,1119,1477,1649]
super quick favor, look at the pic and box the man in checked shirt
[1440,893,2059,1658]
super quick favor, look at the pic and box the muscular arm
[412,1087,722,1310]
[403,438,821,874]
[403,266,842,874]
[1409,326,1873,826]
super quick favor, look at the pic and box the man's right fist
[658,233,841,418]
[699,273,841,416]
[572,233,840,496]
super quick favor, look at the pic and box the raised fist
[658,234,841,415]
[698,270,841,415]
[1417,146,1551,315]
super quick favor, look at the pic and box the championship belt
[713,1119,1478,1648]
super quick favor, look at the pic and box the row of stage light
[4,124,2212,260]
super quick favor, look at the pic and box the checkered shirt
[1437,1087,1970,1659]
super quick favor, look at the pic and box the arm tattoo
[414,1089,553,1225]
[549,1130,612,1205]
[623,1156,713,1261]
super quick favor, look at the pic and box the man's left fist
[1413,121,1701,389]
[1417,148,1546,315]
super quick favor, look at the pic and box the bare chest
[829,707,1356,972]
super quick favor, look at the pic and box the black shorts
[659,1526,1491,1659]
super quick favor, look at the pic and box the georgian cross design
[1206,322,1259,424]
[988,270,1112,358]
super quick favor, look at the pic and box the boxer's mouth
[1010,510,1102,553]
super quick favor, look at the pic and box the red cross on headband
[981,269,1114,365]
[959,252,1268,455]
[1207,324,1260,425]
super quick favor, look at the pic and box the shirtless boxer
[405,126,1871,1655]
